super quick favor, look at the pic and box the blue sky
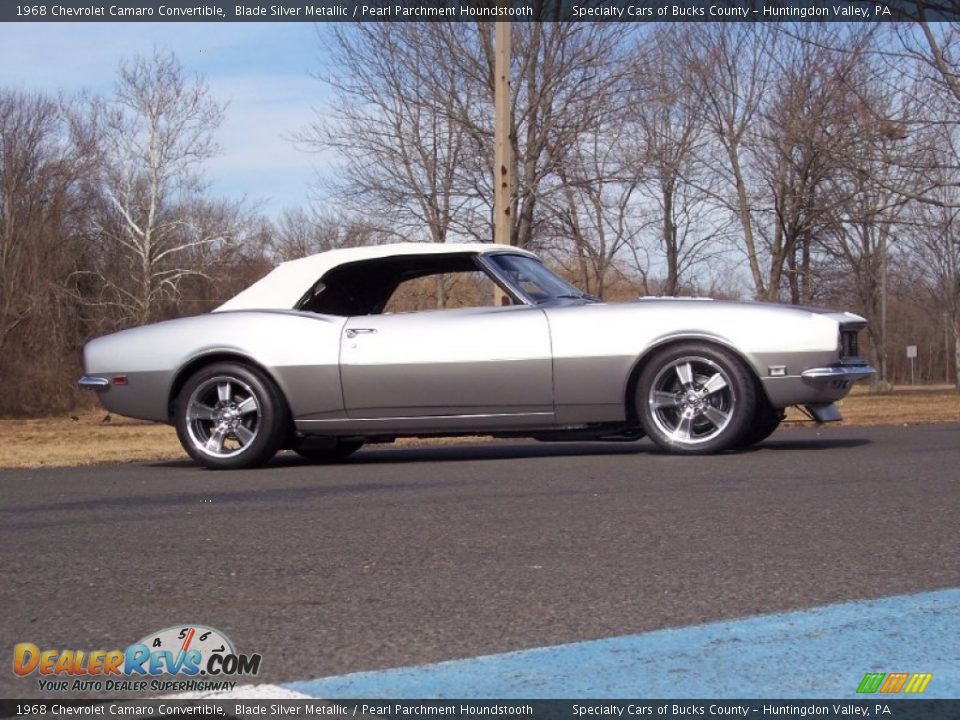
[0,22,336,216]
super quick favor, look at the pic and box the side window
[383,270,513,314]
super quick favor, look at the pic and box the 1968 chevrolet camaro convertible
[79,242,874,469]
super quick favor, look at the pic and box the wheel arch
[167,351,290,423]
[623,334,769,422]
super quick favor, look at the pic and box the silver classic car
[78,242,874,469]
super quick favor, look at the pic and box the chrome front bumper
[799,364,875,423]
[801,364,876,383]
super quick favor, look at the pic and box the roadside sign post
[906,345,917,385]
[945,313,951,385]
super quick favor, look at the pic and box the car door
[339,304,554,431]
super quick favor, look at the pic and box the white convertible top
[215,241,536,312]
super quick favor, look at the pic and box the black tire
[294,439,364,463]
[737,402,785,448]
[636,342,756,454]
[175,362,288,470]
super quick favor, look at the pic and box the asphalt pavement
[1,423,958,698]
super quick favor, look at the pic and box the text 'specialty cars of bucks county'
[78,242,875,470]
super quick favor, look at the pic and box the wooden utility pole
[494,21,513,248]
[493,21,513,306]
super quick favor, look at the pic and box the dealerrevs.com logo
[13,625,262,693]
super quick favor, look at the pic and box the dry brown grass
[0,412,184,469]
[1,385,956,470]
[785,384,959,426]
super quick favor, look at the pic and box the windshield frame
[479,252,592,306]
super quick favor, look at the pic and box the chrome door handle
[345,328,377,338]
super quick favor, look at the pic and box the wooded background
[2,20,960,415]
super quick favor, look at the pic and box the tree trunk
[727,143,765,298]
[800,235,811,304]
[954,319,960,391]
[662,181,678,296]
[787,247,799,305]
[436,274,447,309]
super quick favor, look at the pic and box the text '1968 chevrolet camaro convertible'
[78,242,875,469]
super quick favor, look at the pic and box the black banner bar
[1,700,958,720]
[1,0,959,23]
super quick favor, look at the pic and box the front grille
[841,329,860,359]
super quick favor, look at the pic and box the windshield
[487,254,589,304]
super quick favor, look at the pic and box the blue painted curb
[286,588,960,699]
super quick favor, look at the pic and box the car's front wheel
[175,362,288,470]
[737,402,785,448]
[636,343,756,454]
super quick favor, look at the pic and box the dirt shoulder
[1,385,956,470]
[786,384,959,426]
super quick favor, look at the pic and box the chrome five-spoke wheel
[637,343,756,454]
[175,362,288,469]
[648,357,733,444]
[186,377,261,458]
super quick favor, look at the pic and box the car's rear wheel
[294,439,364,463]
[636,343,755,454]
[175,362,288,470]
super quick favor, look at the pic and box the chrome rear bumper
[77,376,110,391]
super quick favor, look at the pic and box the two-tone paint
[79,242,872,438]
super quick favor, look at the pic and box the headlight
[840,329,860,359]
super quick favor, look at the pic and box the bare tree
[874,16,960,207]
[547,125,646,298]
[755,28,875,304]
[300,25,474,254]
[483,21,636,249]
[270,207,395,261]
[81,50,229,326]
[902,122,960,388]
[906,202,960,387]
[300,25,482,306]
[0,89,89,413]
[675,24,773,298]
[0,92,69,351]
[817,83,919,385]
[629,30,729,296]
[307,22,638,254]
